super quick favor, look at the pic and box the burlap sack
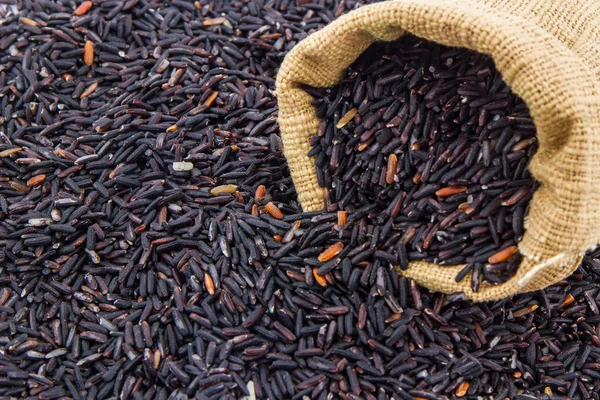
[276,0,600,301]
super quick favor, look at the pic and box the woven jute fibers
[276,0,600,301]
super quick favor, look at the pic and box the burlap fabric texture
[276,0,600,301]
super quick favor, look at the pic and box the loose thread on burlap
[516,253,568,287]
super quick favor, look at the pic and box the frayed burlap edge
[276,0,600,301]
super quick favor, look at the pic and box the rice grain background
[0,0,599,399]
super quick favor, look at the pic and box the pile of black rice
[0,1,599,400]
[307,34,538,289]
